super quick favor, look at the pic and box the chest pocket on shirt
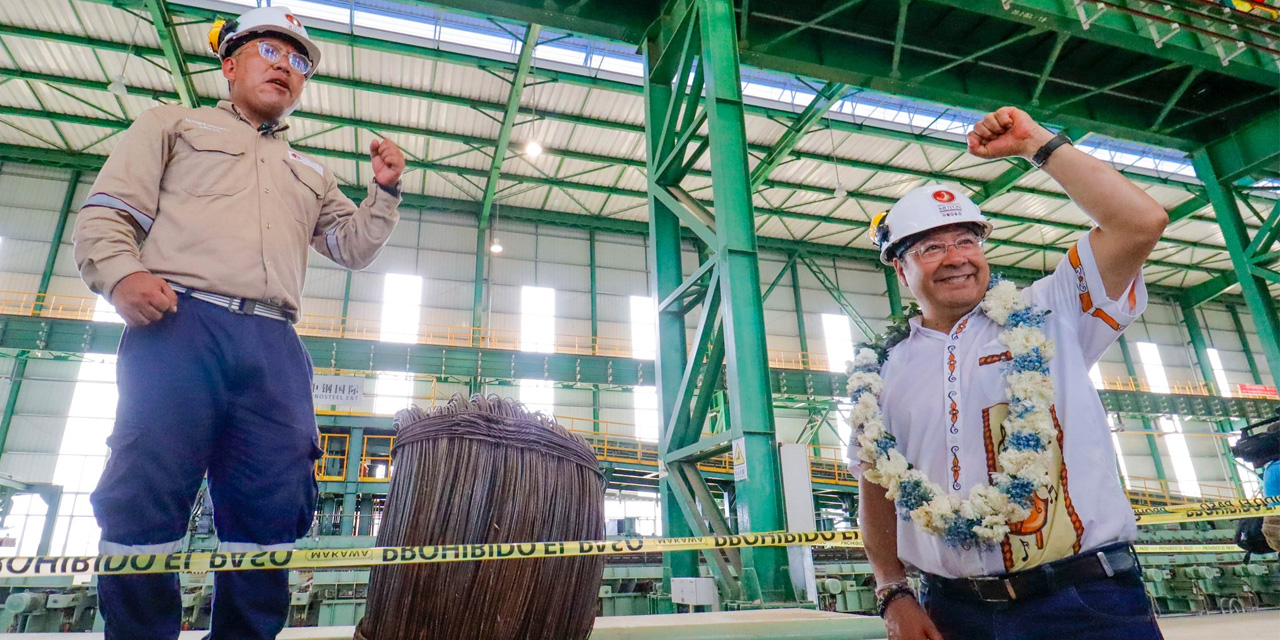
[283,156,324,227]
[173,128,251,197]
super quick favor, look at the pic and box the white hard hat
[209,6,321,76]
[870,183,993,265]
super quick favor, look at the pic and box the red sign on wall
[1238,383,1279,399]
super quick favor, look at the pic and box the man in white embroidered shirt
[854,107,1168,640]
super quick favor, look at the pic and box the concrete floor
[4,609,1276,639]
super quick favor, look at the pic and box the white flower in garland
[846,275,1057,548]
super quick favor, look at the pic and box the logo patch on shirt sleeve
[287,150,325,177]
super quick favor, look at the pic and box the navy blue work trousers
[91,291,319,640]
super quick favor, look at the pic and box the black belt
[921,542,1138,603]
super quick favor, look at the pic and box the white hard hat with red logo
[870,183,993,265]
[208,6,321,76]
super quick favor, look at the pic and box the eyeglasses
[242,40,313,77]
[905,236,984,264]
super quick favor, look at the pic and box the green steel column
[1228,304,1265,385]
[339,270,353,339]
[789,257,810,370]
[590,230,601,428]
[1118,336,1168,489]
[643,44,698,585]
[1179,302,1242,494]
[1192,151,1280,390]
[1,171,80,456]
[698,0,790,601]
[471,24,542,343]
[883,264,902,321]
[340,427,364,537]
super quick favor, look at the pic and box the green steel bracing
[340,426,364,536]
[1197,112,1280,184]
[798,255,874,340]
[749,80,847,189]
[1228,304,1264,386]
[1192,148,1280,390]
[1,171,81,455]
[144,0,200,108]
[688,0,789,602]
[790,258,811,370]
[472,24,542,341]
[1118,335,1168,487]
[339,270,353,339]
[1179,302,1242,494]
[35,172,81,316]
[644,29,699,585]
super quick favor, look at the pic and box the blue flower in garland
[1006,306,1050,329]
[1009,348,1050,374]
[1006,431,1046,452]
[999,476,1038,509]
[943,516,986,548]
[874,436,897,456]
[895,478,934,517]
[1010,399,1038,418]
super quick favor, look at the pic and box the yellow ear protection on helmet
[207,18,238,56]
[870,211,891,248]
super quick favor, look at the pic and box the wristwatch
[1030,131,1073,169]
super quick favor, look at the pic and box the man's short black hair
[892,222,984,262]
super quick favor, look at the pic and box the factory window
[1205,348,1233,398]
[1090,364,1131,489]
[604,490,661,537]
[821,314,855,447]
[1135,342,1201,498]
[820,314,856,374]
[633,386,659,442]
[630,296,659,441]
[520,286,555,353]
[373,372,415,416]
[379,274,423,344]
[629,295,656,360]
[519,287,557,415]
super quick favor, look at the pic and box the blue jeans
[91,292,320,640]
[921,567,1163,640]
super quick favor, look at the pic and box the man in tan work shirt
[71,7,405,640]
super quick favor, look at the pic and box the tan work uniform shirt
[73,100,400,317]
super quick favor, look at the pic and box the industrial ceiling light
[490,238,504,253]
[107,75,128,97]
[834,187,848,199]
[525,141,543,157]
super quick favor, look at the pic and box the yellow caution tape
[0,531,863,578]
[0,527,1256,578]
[1134,497,1280,525]
[1133,544,1241,554]
[1133,496,1280,515]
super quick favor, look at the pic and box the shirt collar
[217,100,290,137]
[909,305,984,340]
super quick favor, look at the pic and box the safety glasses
[247,40,314,77]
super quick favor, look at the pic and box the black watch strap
[1030,131,1072,169]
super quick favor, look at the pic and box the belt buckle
[972,576,1017,602]
[225,297,248,315]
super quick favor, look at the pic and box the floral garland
[848,276,1057,547]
